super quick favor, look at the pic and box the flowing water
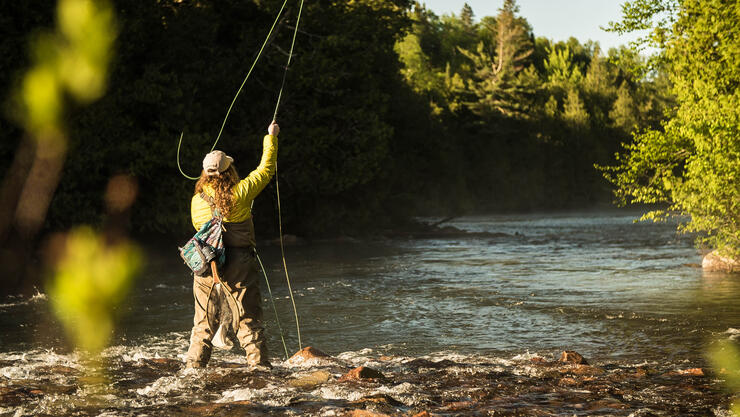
[1,211,739,416]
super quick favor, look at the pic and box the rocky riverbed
[1,346,736,416]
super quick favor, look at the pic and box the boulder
[681,368,705,377]
[339,366,385,381]
[290,346,331,361]
[559,351,588,365]
[288,370,331,388]
[702,250,740,272]
[286,346,336,367]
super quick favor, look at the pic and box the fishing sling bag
[179,193,226,276]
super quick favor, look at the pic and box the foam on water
[0,291,47,309]
[312,385,365,402]
[220,383,294,406]
[135,373,204,397]
[0,349,82,380]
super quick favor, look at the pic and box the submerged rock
[350,393,403,407]
[664,367,706,377]
[286,346,337,368]
[702,250,740,272]
[143,358,182,372]
[339,366,385,381]
[288,370,331,388]
[567,364,605,376]
[289,346,331,361]
[560,351,588,365]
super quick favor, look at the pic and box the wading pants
[185,247,268,366]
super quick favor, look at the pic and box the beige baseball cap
[202,150,234,176]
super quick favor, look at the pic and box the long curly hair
[194,165,239,218]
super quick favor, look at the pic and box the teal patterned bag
[179,193,225,275]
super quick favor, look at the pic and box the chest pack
[179,193,226,276]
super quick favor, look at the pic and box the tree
[457,0,534,118]
[604,0,740,258]
[563,87,589,129]
[460,3,474,31]
[543,45,582,89]
[609,82,637,131]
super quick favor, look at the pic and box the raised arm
[236,121,279,202]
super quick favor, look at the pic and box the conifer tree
[457,0,534,118]
[563,87,589,129]
[609,82,637,131]
[460,3,474,32]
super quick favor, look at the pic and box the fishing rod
[176,0,289,180]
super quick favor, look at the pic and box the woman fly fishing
[185,121,279,369]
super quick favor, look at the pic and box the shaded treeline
[1,0,671,238]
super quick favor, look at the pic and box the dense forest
[0,0,672,238]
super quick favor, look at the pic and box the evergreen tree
[460,3,475,32]
[544,45,582,89]
[563,87,589,129]
[544,95,559,118]
[609,82,637,131]
[457,0,534,118]
[583,47,612,96]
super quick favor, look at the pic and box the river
[1,211,738,415]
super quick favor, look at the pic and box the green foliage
[563,88,589,128]
[610,82,638,131]
[391,1,671,211]
[8,0,141,360]
[544,46,582,88]
[604,0,740,258]
[453,3,534,119]
[0,0,674,237]
[50,227,141,354]
[709,340,740,414]
[18,0,115,138]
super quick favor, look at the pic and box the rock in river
[560,350,588,365]
[702,250,740,272]
[339,366,385,381]
[286,346,335,367]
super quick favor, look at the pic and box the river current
[1,211,739,415]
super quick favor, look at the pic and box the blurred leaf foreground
[12,0,141,368]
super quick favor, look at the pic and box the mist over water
[1,211,739,415]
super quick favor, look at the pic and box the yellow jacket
[191,135,277,230]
